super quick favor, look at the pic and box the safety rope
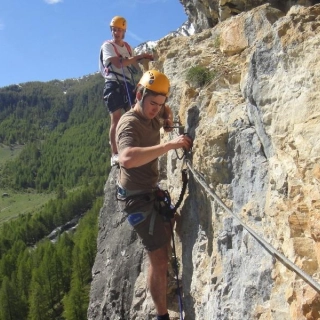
[184,158,320,294]
[169,219,184,320]
[120,61,133,107]
[171,169,188,214]
[161,169,188,320]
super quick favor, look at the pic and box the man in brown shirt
[116,70,192,320]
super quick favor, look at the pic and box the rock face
[179,0,319,30]
[88,3,320,320]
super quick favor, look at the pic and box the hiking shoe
[111,154,119,166]
[156,313,170,320]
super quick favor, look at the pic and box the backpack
[99,40,133,79]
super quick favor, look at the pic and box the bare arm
[110,53,153,69]
[119,134,192,169]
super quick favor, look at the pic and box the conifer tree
[56,233,74,293]
[38,242,61,314]
[16,249,32,315]
[0,276,25,320]
[62,278,88,320]
[28,281,49,320]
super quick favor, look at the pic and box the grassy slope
[0,144,54,225]
[0,143,24,164]
[0,191,54,224]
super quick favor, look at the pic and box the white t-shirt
[99,41,134,83]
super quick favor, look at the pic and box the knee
[110,114,121,127]
[110,121,117,130]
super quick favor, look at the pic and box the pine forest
[0,73,110,320]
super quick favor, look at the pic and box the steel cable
[184,158,320,294]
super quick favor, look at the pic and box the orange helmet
[138,70,170,97]
[110,16,127,30]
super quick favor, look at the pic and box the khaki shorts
[118,193,171,251]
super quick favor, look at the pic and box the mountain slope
[88,3,320,320]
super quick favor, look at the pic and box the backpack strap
[123,41,132,57]
[105,40,132,59]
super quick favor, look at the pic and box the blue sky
[0,0,187,88]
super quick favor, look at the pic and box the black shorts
[103,81,135,114]
[118,193,171,252]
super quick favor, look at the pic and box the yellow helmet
[138,70,170,97]
[110,16,127,30]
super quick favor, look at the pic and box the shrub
[186,66,216,88]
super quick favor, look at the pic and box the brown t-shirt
[116,109,162,191]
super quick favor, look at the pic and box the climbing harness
[100,40,137,107]
[155,169,188,221]
[155,189,175,220]
[99,40,133,78]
